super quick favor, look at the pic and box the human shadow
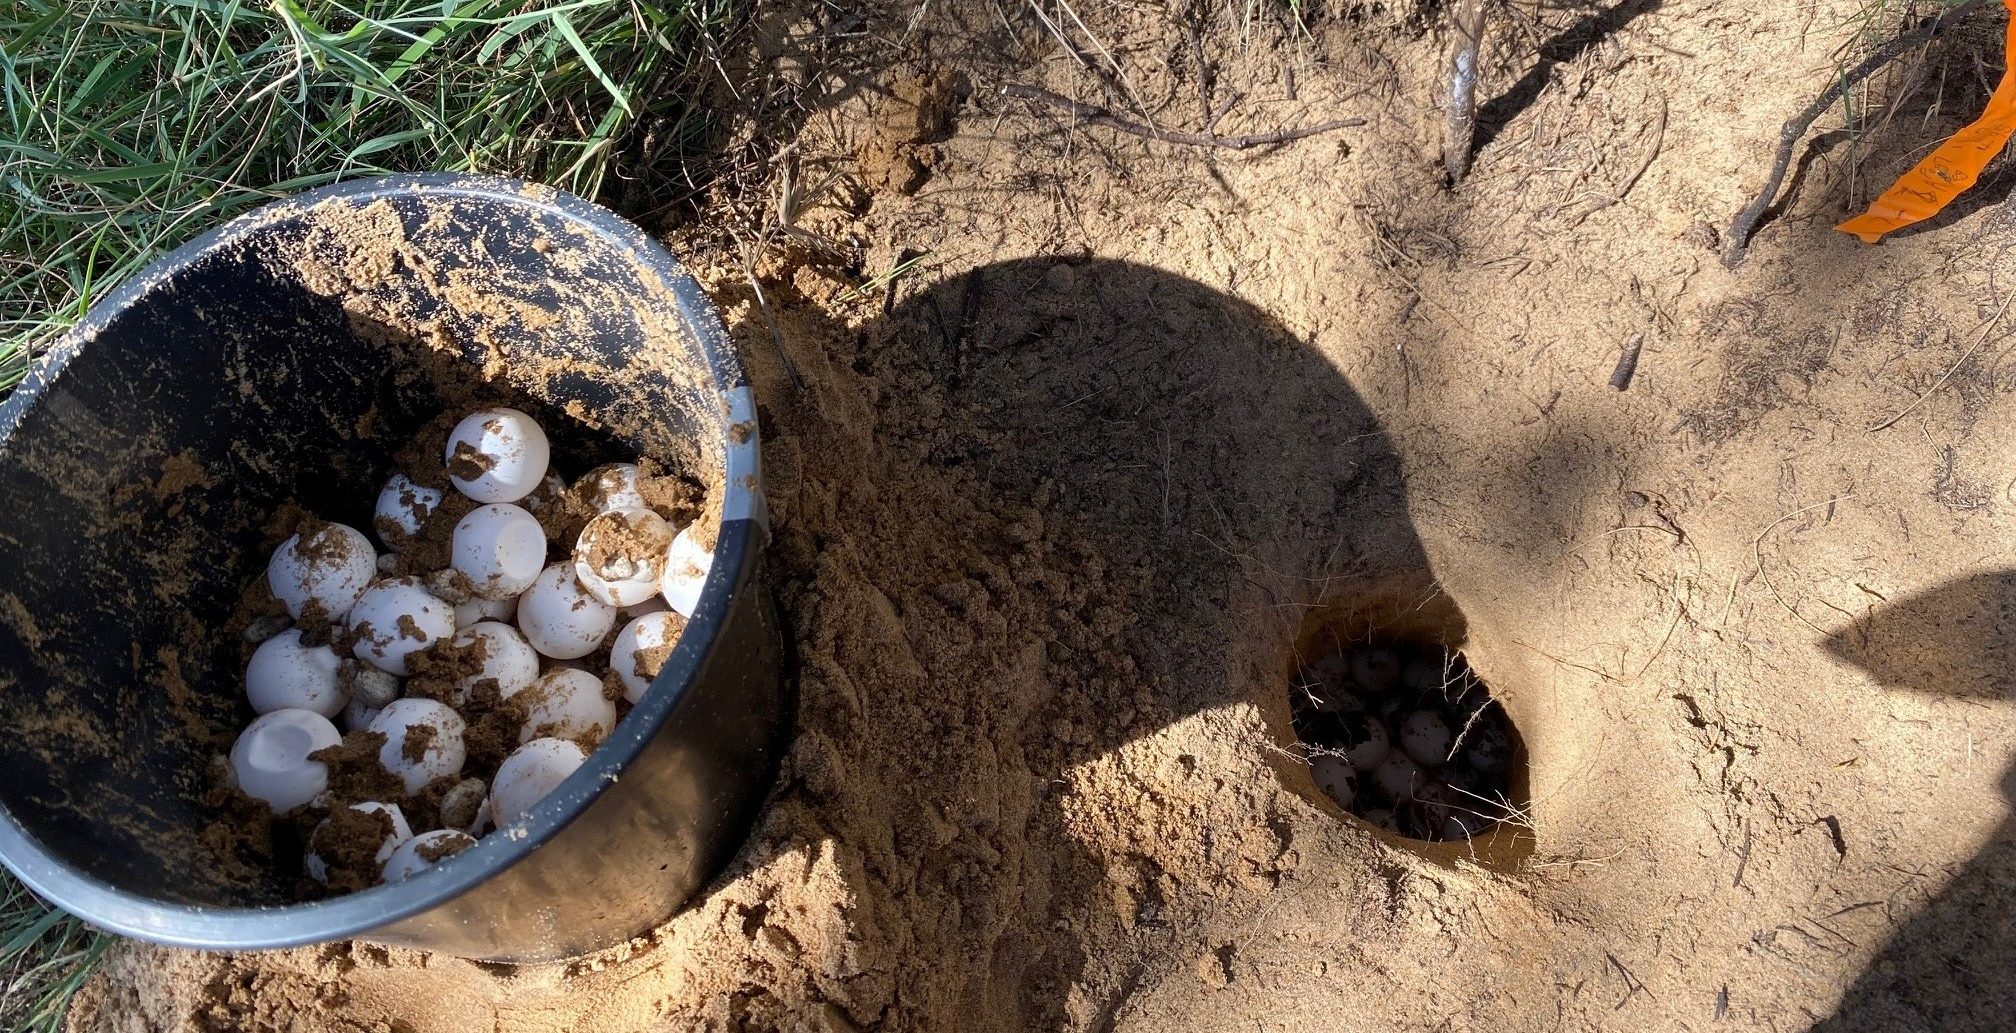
[1815,572,2016,1031]
[732,257,1439,1028]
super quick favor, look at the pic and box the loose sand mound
[72,0,2016,1029]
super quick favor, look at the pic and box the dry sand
[71,0,2016,1029]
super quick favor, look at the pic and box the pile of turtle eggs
[224,407,710,891]
[1290,641,1519,842]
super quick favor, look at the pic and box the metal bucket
[0,174,790,962]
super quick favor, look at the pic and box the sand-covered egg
[347,577,455,676]
[369,698,467,794]
[446,621,540,705]
[381,829,478,882]
[574,508,672,607]
[445,408,550,504]
[305,801,411,887]
[1373,751,1423,800]
[451,503,547,600]
[611,610,686,703]
[266,521,375,623]
[1399,709,1453,767]
[373,473,442,550]
[1309,754,1356,809]
[509,668,617,744]
[1463,714,1514,774]
[1337,712,1388,771]
[244,629,345,717]
[576,463,646,514]
[517,563,616,660]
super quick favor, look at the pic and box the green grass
[0,0,733,1022]
[0,878,111,1033]
[1,0,736,396]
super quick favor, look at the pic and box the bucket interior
[0,184,724,906]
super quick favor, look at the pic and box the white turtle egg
[368,698,467,794]
[305,802,411,886]
[1373,752,1423,800]
[229,709,342,813]
[449,621,540,704]
[451,503,547,600]
[573,507,672,607]
[576,463,647,513]
[1341,713,1392,773]
[347,577,455,676]
[373,474,443,550]
[516,563,615,660]
[510,668,617,744]
[1309,754,1356,810]
[1399,710,1453,767]
[266,522,375,622]
[444,408,549,503]
[611,610,687,703]
[454,594,517,629]
[244,629,345,717]
[491,737,588,826]
[659,524,715,618]
[380,829,478,883]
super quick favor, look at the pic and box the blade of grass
[1,0,734,395]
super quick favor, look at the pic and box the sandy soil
[70,0,2016,1029]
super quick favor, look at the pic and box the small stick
[1444,0,1488,184]
[1001,83,1363,150]
[1610,333,1645,391]
[1723,0,1992,268]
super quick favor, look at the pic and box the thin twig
[1867,286,2016,431]
[1723,0,1993,267]
[1001,83,1362,150]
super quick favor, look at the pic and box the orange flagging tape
[1837,0,2016,244]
